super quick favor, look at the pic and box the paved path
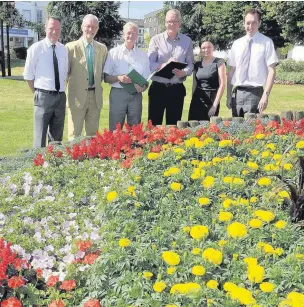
[0,76,24,81]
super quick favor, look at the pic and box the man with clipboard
[148,9,194,126]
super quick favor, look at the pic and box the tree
[47,1,124,47]
[0,1,25,76]
[262,1,304,45]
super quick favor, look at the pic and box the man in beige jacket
[66,14,108,140]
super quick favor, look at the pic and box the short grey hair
[82,14,99,27]
[166,9,181,21]
[123,22,139,33]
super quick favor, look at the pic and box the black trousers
[148,81,186,125]
[188,88,219,121]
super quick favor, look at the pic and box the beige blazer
[66,39,108,109]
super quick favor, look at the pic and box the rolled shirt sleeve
[148,36,160,72]
[23,45,36,80]
[265,40,278,66]
[183,40,194,76]
[103,50,114,75]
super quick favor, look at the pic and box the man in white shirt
[104,22,150,131]
[227,8,278,117]
[23,17,68,148]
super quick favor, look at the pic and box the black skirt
[188,87,220,121]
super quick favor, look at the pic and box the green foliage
[278,59,304,73]
[0,2,25,28]
[47,1,124,46]
[276,59,304,84]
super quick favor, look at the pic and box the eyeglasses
[165,20,180,25]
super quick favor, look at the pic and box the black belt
[87,87,95,91]
[36,88,64,94]
[154,81,181,87]
[237,86,263,91]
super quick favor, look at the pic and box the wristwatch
[264,91,270,97]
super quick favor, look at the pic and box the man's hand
[258,93,268,114]
[226,97,232,110]
[118,75,132,84]
[208,105,218,117]
[134,84,146,93]
[173,69,186,78]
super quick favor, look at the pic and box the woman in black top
[188,41,226,121]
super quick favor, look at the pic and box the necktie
[87,44,94,87]
[52,44,60,92]
[239,38,253,83]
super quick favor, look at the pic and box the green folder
[119,69,148,95]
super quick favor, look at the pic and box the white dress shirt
[23,37,68,92]
[228,32,278,87]
[103,44,150,88]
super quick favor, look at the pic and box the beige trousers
[68,90,101,140]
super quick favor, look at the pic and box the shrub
[13,47,27,60]
[276,59,304,84]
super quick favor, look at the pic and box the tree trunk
[0,18,6,77]
[6,24,10,76]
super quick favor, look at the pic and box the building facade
[144,9,163,38]
[113,18,145,49]
[0,1,48,50]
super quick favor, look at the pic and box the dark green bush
[276,59,304,84]
[13,47,27,60]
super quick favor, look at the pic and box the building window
[37,9,43,23]
[149,17,152,22]
[22,10,31,22]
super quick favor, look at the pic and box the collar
[245,31,260,42]
[45,37,58,48]
[164,31,181,41]
[122,43,136,53]
[82,38,94,48]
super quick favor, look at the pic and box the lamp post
[127,1,130,20]
[0,1,6,77]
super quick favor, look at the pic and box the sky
[118,1,164,19]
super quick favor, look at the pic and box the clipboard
[119,69,148,95]
[153,61,187,79]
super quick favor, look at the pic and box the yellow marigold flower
[248,264,265,283]
[233,253,239,261]
[119,238,131,247]
[264,163,278,171]
[190,225,209,240]
[218,240,227,247]
[212,157,222,163]
[275,220,287,229]
[256,133,265,139]
[257,242,275,254]
[219,193,227,198]
[218,211,233,222]
[244,257,258,266]
[164,171,170,177]
[147,152,160,160]
[278,190,290,199]
[278,299,291,307]
[202,248,223,265]
[134,176,141,182]
[250,196,258,203]
[192,248,201,255]
[273,153,282,161]
[247,161,259,170]
[143,271,153,279]
[252,305,262,307]
[265,143,276,151]
[169,167,181,175]
[183,226,191,233]
[249,219,263,229]
[242,170,249,175]
[162,251,180,266]
[170,182,183,191]
[167,267,176,275]
[223,282,238,292]
[192,265,206,276]
[290,149,297,155]
[198,197,211,206]
[254,210,275,222]
[191,159,199,165]
[170,282,201,295]
[286,292,304,306]
[107,191,118,202]
[219,139,233,147]
[231,287,256,305]
[206,280,219,289]
[257,177,272,186]
[274,248,284,256]
[233,177,245,185]
[207,299,214,306]
[296,253,304,260]
[227,222,247,238]
[165,305,178,307]
[153,281,166,292]
[238,198,249,206]
[223,176,233,183]
[296,141,304,149]
[250,149,259,155]
[260,282,275,292]
[261,151,271,158]
[173,147,185,154]
[202,176,215,189]
[283,163,293,171]
[223,198,233,209]
[203,137,215,145]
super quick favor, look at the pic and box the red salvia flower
[59,279,76,291]
[83,299,101,307]
[46,275,59,287]
[1,297,22,307]
[48,299,65,307]
[7,276,25,289]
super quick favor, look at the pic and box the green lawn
[0,60,303,157]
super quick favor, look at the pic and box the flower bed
[1,120,304,306]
